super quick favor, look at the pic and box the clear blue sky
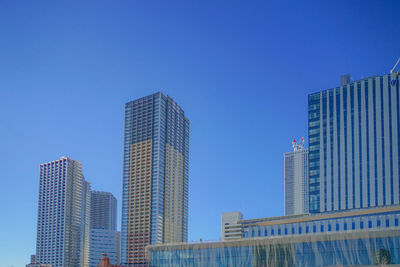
[0,1,399,266]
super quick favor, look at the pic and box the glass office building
[148,229,400,266]
[308,73,400,213]
[36,156,90,267]
[121,92,190,266]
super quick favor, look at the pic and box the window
[386,219,390,227]
[368,221,372,228]
[336,224,339,231]
[306,226,309,233]
[313,225,316,233]
[395,218,398,226]
[264,230,268,236]
[352,222,355,230]
[360,221,364,229]
[328,224,331,232]
[271,229,274,235]
[344,223,347,230]
[299,227,302,234]
[320,225,324,232]
[284,228,288,235]
[278,228,281,235]
[292,227,295,234]
[377,220,381,227]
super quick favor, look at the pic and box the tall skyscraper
[89,191,119,267]
[36,156,90,267]
[121,92,190,265]
[308,73,400,214]
[284,138,309,215]
[91,191,117,230]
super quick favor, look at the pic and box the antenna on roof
[391,56,400,74]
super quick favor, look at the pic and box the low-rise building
[222,205,400,240]
[148,229,400,266]
[221,212,243,240]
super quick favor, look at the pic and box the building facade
[91,191,117,231]
[89,229,120,267]
[221,212,243,241]
[148,229,400,266]
[308,73,400,213]
[35,156,90,267]
[221,206,400,241]
[284,139,309,215]
[121,92,190,265]
[89,191,119,266]
[242,206,400,239]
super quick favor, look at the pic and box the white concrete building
[284,140,309,215]
[221,212,243,240]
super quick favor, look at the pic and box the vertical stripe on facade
[308,74,400,213]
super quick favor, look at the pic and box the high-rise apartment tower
[89,191,119,267]
[121,92,190,266]
[284,138,309,215]
[36,156,90,267]
[91,191,117,230]
[308,73,400,213]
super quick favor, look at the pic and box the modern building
[284,138,309,215]
[121,92,190,265]
[221,212,243,241]
[89,191,119,267]
[35,156,90,267]
[221,205,400,240]
[89,229,120,267]
[91,191,117,231]
[148,229,400,266]
[242,205,400,239]
[308,73,400,213]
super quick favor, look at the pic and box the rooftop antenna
[391,56,400,74]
